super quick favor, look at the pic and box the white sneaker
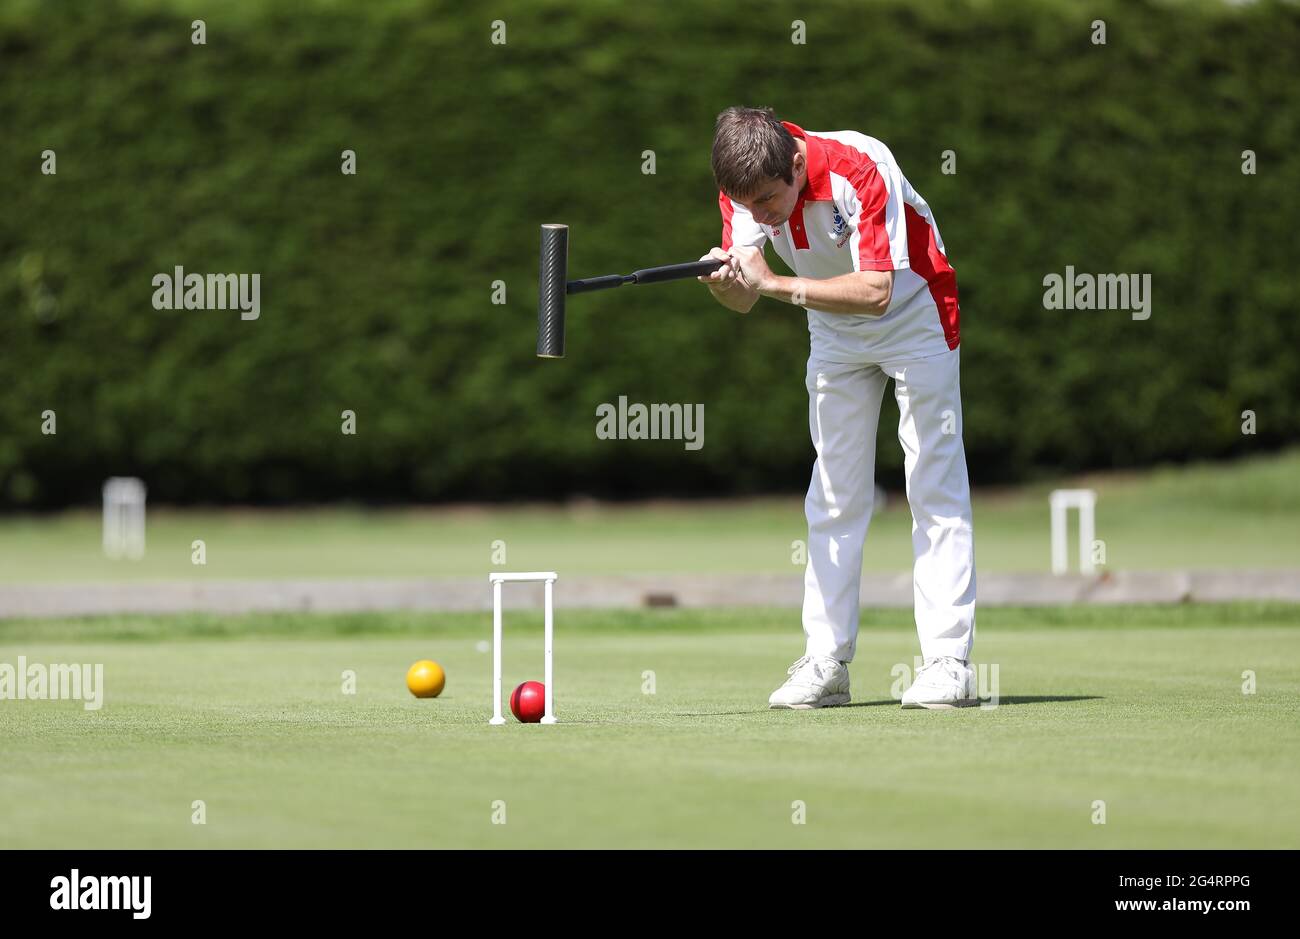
[901,656,979,709]
[768,655,850,709]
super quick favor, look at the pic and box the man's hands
[697,246,759,314]
[726,246,775,292]
[700,243,895,317]
[695,246,740,287]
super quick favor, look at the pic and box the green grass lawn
[1,448,1298,582]
[1,603,1297,849]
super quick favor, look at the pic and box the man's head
[711,106,807,226]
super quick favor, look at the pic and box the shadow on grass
[842,695,1102,708]
[672,695,1102,716]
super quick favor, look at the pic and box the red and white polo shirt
[719,121,959,364]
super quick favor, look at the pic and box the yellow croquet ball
[406,660,446,698]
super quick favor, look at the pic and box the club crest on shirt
[831,205,851,247]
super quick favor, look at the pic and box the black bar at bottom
[0,849,1285,926]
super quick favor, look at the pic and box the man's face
[733,149,806,227]
[735,177,800,227]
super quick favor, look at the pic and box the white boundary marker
[102,477,146,560]
[1049,489,1097,575]
[488,572,557,725]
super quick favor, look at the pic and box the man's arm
[728,245,893,316]
[759,269,893,316]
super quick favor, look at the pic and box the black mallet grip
[567,258,726,294]
[630,259,728,285]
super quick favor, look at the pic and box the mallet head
[537,224,568,358]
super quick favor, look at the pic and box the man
[699,106,978,709]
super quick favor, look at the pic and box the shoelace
[917,657,965,684]
[786,655,812,676]
[787,654,834,683]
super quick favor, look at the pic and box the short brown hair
[711,106,797,199]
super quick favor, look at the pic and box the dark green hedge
[1,0,1297,505]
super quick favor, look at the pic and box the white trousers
[801,346,976,663]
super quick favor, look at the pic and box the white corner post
[490,578,505,724]
[102,477,147,560]
[1049,489,1098,575]
[542,577,556,723]
[487,572,558,725]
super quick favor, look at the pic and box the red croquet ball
[510,681,546,723]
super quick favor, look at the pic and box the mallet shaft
[567,258,725,294]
